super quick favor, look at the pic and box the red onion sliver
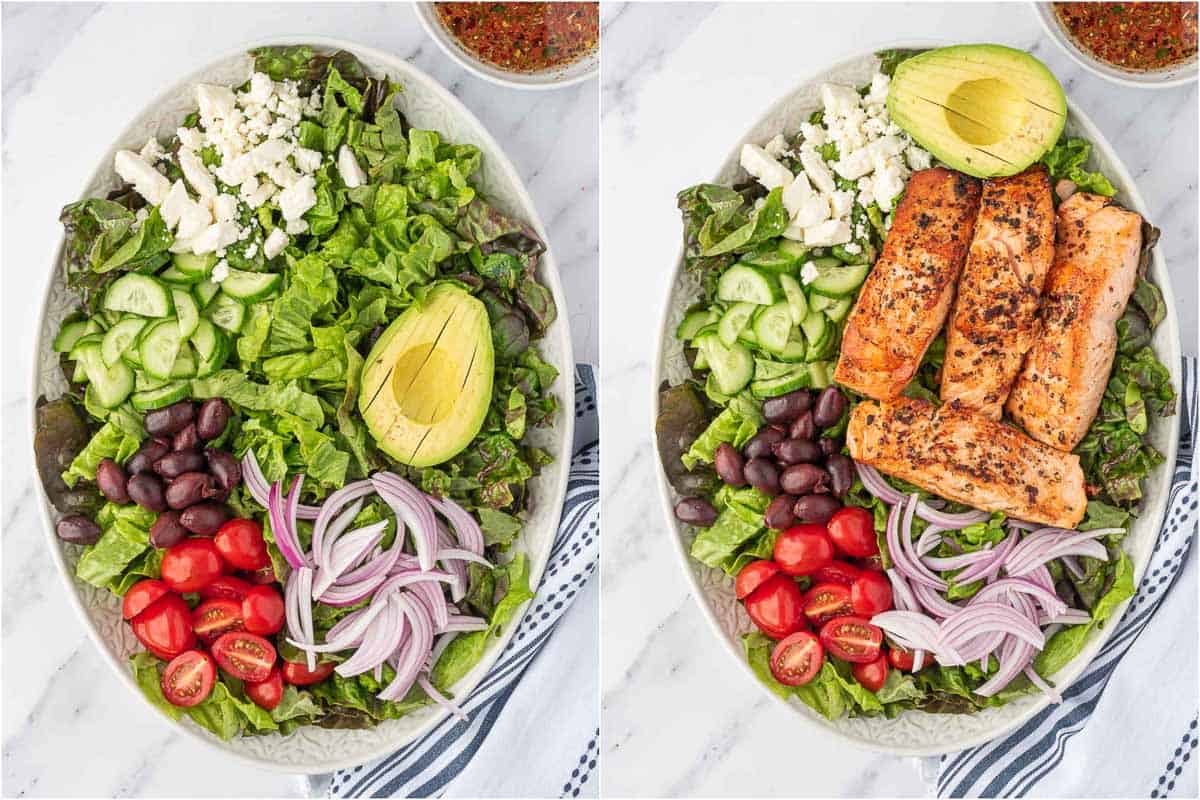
[418,675,468,721]
[429,495,485,555]
[436,548,493,569]
[242,450,320,519]
[296,567,316,671]
[372,473,439,571]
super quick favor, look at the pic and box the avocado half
[359,284,494,468]
[887,44,1067,179]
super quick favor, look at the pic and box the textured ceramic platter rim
[28,36,574,773]
[652,41,1181,756]
[412,3,598,91]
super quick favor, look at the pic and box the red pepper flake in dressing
[1053,2,1198,71]
[435,2,599,74]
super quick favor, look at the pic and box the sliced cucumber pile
[679,238,870,401]
[59,260,278,411]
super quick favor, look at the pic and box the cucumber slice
[810,256,843,270]
[68,333,105,361]
[806,319,837,362]
[718,303,757,347]
[676,309,719,341]
[71,360,88,384]
[77,343,134,408]
[824,296,854,323]
[810,263,870,297]
[692,347,709,371]
[194,331,230,377]
[173,251,216,277]
[100,318,147,367]
[172,289,200,340]
[170,347,197,379]
[699,336,754,395]
[97,310,122,328]
[808,293,833,313]
[778,240,810,262]
[779,274,809,325]
[737,327,759,346]
[193,280,221,309]
[131,381,191,411]
[189,319,219,359]
[716,265,778,305]
[751,364,812,398]
[122,346,143,369]
[139,319,183,380]
[753,302,794,355]
[53,319,91,353]
[739,247,795,273]
[135,371,170,392]
[704,372,732,406]
[158,265,204,285]
[779,332,808,363]
[103,274,173,317]
[808,361,832,389]
[220,268,281,302]
[800,311,829,353]
[754,358,796,382]
[205,293,245,333]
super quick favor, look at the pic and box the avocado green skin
[887,44,1067,179]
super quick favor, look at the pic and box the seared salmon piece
[941,166,1055,419]
[847,397,1087,529]
[1006,192,1143,450]
[834,168,981,400]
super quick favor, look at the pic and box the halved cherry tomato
[161,650,215,708]
[281,659,336,686]
[192,598,244,644]
[802,582,854,627]
[214,519,269,571]
[743,574,805,639]
[199,575,254,601]
[246,667,284,710]
[888,646,916,672]
[131,593,195,660]
[160,538,225,593]
[773,524,834,576]
[826,507,878,558]
[812,560,862,586]
[122,579,169,620]
[735,560,781,600]
[769,631,824,687]
[852,653,889,692]
[819,615,883,664]
[850,571,894,616]
[211,631,277,682]
[242,585,285,635]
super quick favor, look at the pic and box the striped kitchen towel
[314,364,599,798]
[931,357,1198,798]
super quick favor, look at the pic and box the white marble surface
[600,2,1196,796]
[2,3,596,797]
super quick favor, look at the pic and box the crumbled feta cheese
[190,221,241,254]
[843,242,863,255]
[176,198,213,240]
[215,153,256,187]
[267,162,302,190]
[244,242,258,259]
[764,134,790,158]
[160,181,190,229]
[337,145,368,188]
[211,259,230,282]
[177,127,206,151]
[250,139,292,172]
[799,150,836,195]
[197,84,237,123]
[244,72,274,106]
[140,137,166,163]
[243,180,276,209]
[864,73,890,108]
[829,190,855,219]
[784,174,830,228]
[293,147,323,173]
[740,143,794,190]
[833,147,873,180]
[800,261,820,285]
[803,219,852,247]
[212,194,239,223]
[113,150,171,205]
[263,227,289,259]
[905,145,932,171]
[277,175,317,221]
[821,83,861,116]
[178,149,218,198]
[873,159,906,212]
[799,122,826,147]
[285,218,309,235]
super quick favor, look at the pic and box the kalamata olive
[172,423,200,452]
[149,510,188,548]
[793,494,841,524]
[56,515,101,545]
[819,436,843,457]
[205,449,242,491]
[743,428,785,460]
[779,463,828,496]
[674,497,718,526]
[95,458,131,504]
[126,438,170,475]
[144,401,196,437]
[180,502,233,536]
[812,386,848,429]
[764,494,799,530]
[826,454,854,497]
[762,389,813,424]
[789,410,815,441]
[773,438,821,465]
[127,473,168,512]
[714,442,747,487]
[165,472,216,509]
[196,398,231,440]
[744,457,780,496]
[153,450,206,479]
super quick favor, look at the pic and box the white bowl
[413,2,597,90]
[1034,3,1198,89]
[29,36,574,773]
[652,41,1182,756]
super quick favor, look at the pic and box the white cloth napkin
[928,357,1198,798]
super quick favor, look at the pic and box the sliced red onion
[912,580,962,619]
[975,634,1034,697]
[885,569,918,612]
[971,578,1068,618]
[410,579,450,632]
[296,566,316,671]
[436,548,493,569]
[284,568,303,644]
[912,650,925,671]
[855,462,904,505]
[954,629,1006,664]
[894,495,948,590]
[1007,518,1039,530]
[871,610,945,654]
[335,594,405,678]
[1061,555,1085,579]
[313,521,386,600]
[289,599,391,654]
[437,524,468,603]
[428,631,459,668]
[1024,664,1062,703]
[916,526,944,556]
[268,480,310,570]
[443,614,488,633]
[1007,529,1113,576]
[242,450,320,519]
[317,499,365,571]
[429,495,485,555]
[923,549,995,572]
[418,675,468,721]
[380,594,432,701]
[915,503,989,529]
[372,473,439,571]
[318,568,393,607]
[940,602,1045,652]
[1039,609,1091,626]
[310,480,374,570]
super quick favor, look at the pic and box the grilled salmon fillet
[940,166,1056,419]
[847,397,1087,528]
[834,168,981,400]
[1006,192,1143,450]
